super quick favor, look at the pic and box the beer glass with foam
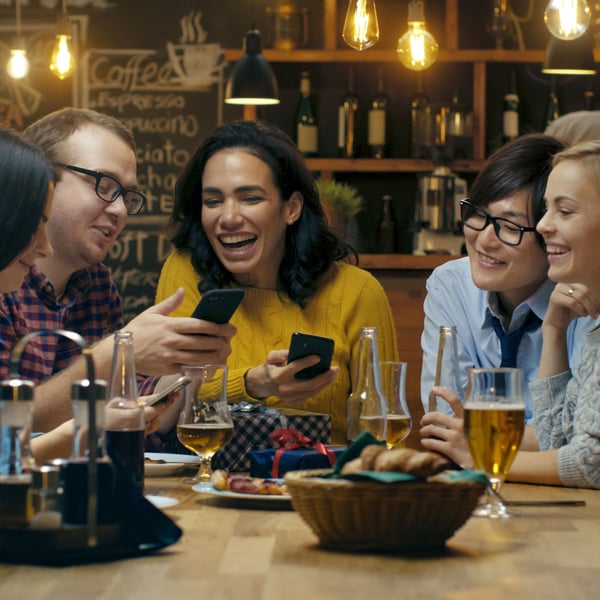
[464,367,525,518]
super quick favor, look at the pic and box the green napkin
[329,431,488,486]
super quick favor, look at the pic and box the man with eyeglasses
[0,108,235,437]
[419,134,594,456]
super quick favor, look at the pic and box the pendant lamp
[225,28,280,105]
[542,33,597,75]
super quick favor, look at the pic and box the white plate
[192,481,291,503]
[145,494,179,509]
[144,452,200,477]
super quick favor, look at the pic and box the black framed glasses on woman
[459,198,537,247]
[61,164,146,215]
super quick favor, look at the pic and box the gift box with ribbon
[211,407,331,472]
[249,428,345,478]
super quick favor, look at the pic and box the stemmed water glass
[464,367,526,518]
[380,361,412,449]
[176,364,234,484]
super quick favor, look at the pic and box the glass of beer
[464,367,525,518]
[380,361,412,449]
[176,364,234,484]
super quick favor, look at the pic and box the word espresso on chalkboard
[82,9,227,321]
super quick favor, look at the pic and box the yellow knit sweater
[156,251,399,443]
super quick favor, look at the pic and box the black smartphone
[191,289,245,324]
[288,332,335,380]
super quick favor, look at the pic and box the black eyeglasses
[61,165,146,215]
[459,199,537,247]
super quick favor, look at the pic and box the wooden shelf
[224,49,552,64]
[306,158,485,173]
[358,254,458,270]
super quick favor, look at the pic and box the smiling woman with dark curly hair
[156,119,399,443]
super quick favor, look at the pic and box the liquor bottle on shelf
[346,327,387,444]
[295,70,318,157]
[502,70,519,144]
[105,330,145,492]
[410,74,431,158]
[545,87,561,129]
[376,195,397,253]
[368,67,389,159]
[338,67,360,158]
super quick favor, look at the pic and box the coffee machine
[413,166,467,255]
[412,97,471,255]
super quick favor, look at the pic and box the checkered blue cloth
[212,408,331,472]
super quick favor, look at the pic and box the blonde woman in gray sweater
[421,140,600,489]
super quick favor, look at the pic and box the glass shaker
[0,377,35,526]
[347,327,388,444]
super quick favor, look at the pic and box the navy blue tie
[491,310,542,368]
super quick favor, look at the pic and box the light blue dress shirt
[420,257,594,422]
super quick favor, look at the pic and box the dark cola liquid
[105,429,145,492]
[61,458,117,525]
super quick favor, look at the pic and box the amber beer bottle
[376,195,397,253]
[105,331,145,492]
[347,327,388,443]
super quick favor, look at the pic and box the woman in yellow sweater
[156,120,398,443]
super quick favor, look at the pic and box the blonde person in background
[154,120,398,444]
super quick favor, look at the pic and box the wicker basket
[285,469,485,553]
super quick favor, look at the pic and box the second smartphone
[288,332,335,380]
[191,289,245,324]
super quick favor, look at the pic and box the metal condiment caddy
[0,329,180,566]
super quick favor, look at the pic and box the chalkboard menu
[81,14,229,321]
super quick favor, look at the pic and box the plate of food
[144,452,200,477]
[192,470,291,505]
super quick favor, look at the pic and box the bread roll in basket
[284,445,486,553]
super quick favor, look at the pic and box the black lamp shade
[542,34,597,76]
[225,29,280,105]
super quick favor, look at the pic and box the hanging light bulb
[342,0,380,51]
[397,0,439,71]
[50,0,75,79]
[6,0,30,80]
[544,0,591,40]
[6,47,29,80]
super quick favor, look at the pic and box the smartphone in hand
[191,289,244,324]
[142,375,191,407]
[288,332,335,380]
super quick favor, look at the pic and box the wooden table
[1,474,598,600]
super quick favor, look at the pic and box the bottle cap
[71,379,108,402]
[31,464,62,490]
[0,378,34,401]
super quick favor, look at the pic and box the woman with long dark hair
[157,120,398,443]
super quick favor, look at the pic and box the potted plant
[315,178,363,246]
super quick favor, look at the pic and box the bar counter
[0,473,598,599]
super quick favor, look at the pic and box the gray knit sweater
[530,324,600,489]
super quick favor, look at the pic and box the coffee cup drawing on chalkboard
[167,10,225,90]
[167,42,224,89]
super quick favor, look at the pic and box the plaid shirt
[0,263,156,395]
